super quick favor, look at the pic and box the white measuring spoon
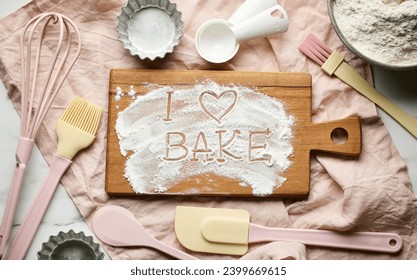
[195,5,289,63]
[92,205,198,260]
[228,0,278,26]
[232,5,289,42]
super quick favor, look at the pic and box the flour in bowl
[115,81,295,196]
[333,0,417,67]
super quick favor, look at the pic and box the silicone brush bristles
[299,33,333,66]
[60,96,102,136]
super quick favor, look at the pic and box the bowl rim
[327,0,417,71]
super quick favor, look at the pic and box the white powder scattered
[115,81,295,196]
[333,0,417,67]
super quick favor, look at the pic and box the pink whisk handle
[2,153,71,260]
[0,137,34,258]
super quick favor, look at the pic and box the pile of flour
[333,0,417,67]
[115,81,295,196]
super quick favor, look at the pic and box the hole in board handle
[331,127,348,145]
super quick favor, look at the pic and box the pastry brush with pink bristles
[299,33,417,138]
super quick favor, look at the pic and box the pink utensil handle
[0,137,34,258]
[2,153,71,260]
[248,224,402,253]
[0,163,27,258]
[151,238,199,260]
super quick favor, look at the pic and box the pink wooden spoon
[92,205,197,260]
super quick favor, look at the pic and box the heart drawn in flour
[198,90,238,124]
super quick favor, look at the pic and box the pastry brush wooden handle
[323,52,417,138]
[2,154,72,260]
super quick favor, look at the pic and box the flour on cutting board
[115,81,295,196]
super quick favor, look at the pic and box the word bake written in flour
[115,81,295,195]
[163,89,272,165]
[163,129,272,164]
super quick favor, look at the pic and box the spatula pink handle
[248,223,402,253]
[2,153,71,260]
[0,137,34,258]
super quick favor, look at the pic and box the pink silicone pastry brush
[299,33,417,138]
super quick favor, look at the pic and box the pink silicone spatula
[92,205,198,260]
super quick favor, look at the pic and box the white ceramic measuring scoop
[195,4,289,63]
[92,205,198,260]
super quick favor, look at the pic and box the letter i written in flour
[164,90,174,122]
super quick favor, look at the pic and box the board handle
[308,116,361,156]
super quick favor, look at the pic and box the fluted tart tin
[117,0,184,60]
[37,230,104,260]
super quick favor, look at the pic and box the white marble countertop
[0,1,416,260]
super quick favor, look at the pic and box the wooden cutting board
[106,69,361,197]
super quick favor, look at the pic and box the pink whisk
[0,12,81,257]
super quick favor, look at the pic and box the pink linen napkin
[0,0,415,260]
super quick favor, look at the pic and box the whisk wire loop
[19,12,81,139]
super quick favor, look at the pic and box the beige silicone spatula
[174,206,402,256]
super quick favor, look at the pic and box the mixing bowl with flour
[328,0,417,70]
